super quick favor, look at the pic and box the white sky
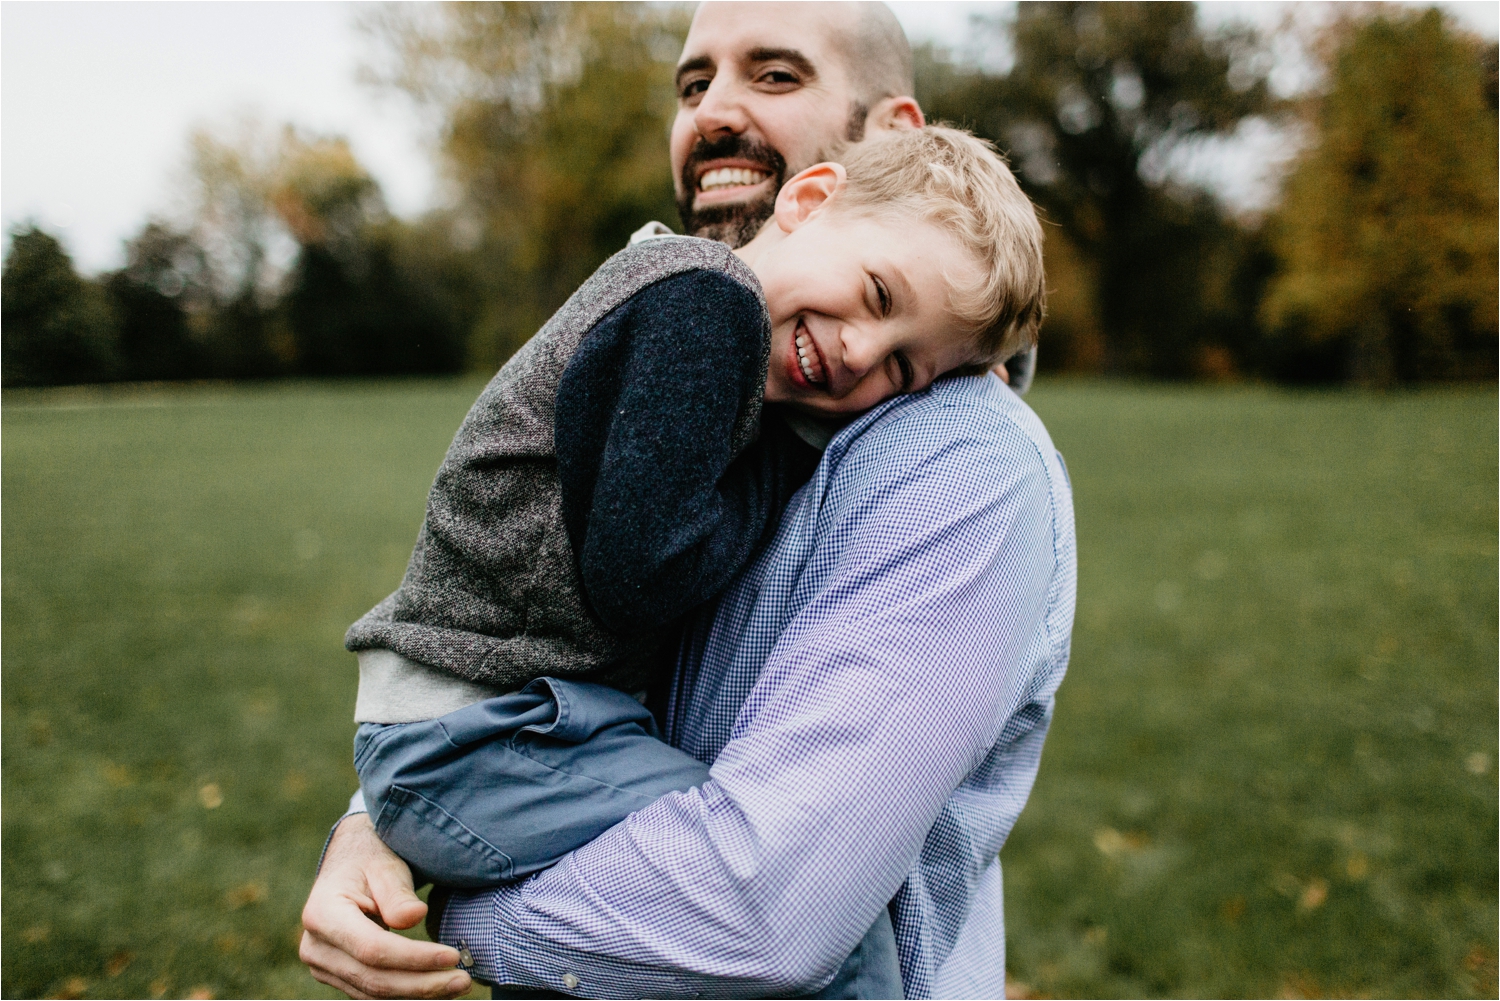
[3,1,1496,275]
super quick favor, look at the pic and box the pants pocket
[374,785,516,887]
[353,722,409,772]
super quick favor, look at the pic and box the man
[300,4,1072,998]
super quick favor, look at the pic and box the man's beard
[676,135,787,249]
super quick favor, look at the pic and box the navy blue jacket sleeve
[554,269,814,634]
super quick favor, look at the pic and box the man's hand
[992,361,1009,383]
[300,813,473,1000]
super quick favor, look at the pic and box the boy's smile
[735,163,984,419]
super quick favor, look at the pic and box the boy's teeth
[699,167,770,192]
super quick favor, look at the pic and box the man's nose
[693,77,750,139]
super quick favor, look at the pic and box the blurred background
[2,2,1495,998]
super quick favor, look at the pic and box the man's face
[672,3,865,247]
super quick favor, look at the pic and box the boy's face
[752,206,982,418]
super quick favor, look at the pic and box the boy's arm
[555,269,811,633]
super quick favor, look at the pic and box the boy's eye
[892,352,914,391]
[872,276,891,316]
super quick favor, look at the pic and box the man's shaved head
[835,3,915,140]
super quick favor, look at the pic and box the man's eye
[756,69,800,89]
[681,78,710,100]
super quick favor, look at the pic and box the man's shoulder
[830,374,1063,485]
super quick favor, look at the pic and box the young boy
[345,126,1045,905]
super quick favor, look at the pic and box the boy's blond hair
[838,124,1046,366]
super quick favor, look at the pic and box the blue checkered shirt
[440,373,1077,998]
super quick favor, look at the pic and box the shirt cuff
[438,887,770,999]
[316,789,369,874]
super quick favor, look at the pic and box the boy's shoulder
[601,227,759,300]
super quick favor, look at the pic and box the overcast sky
[4,1,1496,274]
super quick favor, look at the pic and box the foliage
[1,378,1494,997]
[104,223,213,382]
[1261,9,1499,385]
[2,122,473,385]
[361,2,688,369]
[917,3,1281,379]
[272,132,473,376]
[1,226,118,386]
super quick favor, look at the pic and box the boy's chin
[779,396,868,422]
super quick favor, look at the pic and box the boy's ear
[773,162,847,232]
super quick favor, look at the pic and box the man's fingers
[367,855,429,931]
[314,899,461,972]
[302,930,472,1000]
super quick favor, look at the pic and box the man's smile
[693,159,773,206]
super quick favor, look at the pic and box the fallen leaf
[1298,877,1329,911]
[47,976,88,1000]
[198,783,223,810]
[23,924,50,944]
[1466,752,1490,776]
[225,881,269,909]
[1083,925,1107,945]
[188,987,215,1000]
[1345,854,1369,880]
[150,977,169,999]
[106,951,134,977]
[1005,977,1038,999]
[102,762,136,787]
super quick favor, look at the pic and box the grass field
[3,378,1495,999]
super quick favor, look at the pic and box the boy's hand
[300,814,472,999]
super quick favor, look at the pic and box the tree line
[4,2,1495,388]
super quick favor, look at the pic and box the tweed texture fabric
[347,237,767,692]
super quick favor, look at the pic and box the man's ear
[869,95,925,131]
[773,162,848,232]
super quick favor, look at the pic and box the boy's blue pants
[355,677,903,999]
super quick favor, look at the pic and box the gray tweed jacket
[345,237,767,693]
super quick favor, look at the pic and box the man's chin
[679,197,776,250]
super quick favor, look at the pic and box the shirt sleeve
[443,401,1061,998]
[554,269,806,634]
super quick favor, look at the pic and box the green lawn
[3,379,1495,999]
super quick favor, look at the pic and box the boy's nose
[838,330,884,379]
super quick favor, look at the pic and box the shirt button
[561,973,580,990]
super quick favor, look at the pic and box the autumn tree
[917,2,1277,377]
[273,132,469,375]
[1261,8,1498,384]
[361,2,686,369]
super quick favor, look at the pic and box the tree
[2,226,117,386]
[361,2,687,369]
[184,119,300,377]
[1261,8,1498,384]
[917,2,1277,377]
[103,222,213,381]
[272,131,471,376]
